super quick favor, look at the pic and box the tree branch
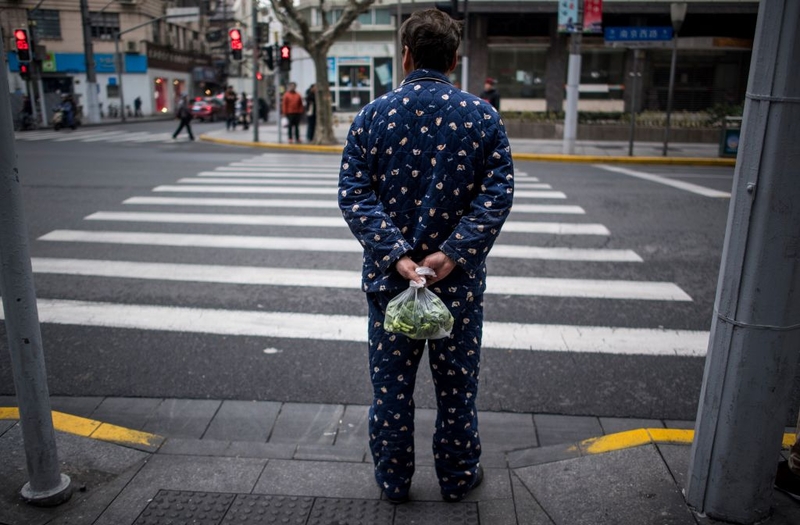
[320,0,377,43]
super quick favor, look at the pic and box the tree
[269,0,378,145]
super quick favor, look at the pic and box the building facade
[2,0,214,120]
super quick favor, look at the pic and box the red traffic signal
[279,43,291,72]
[14,28,32,62]
[19,62,30,80]
[229,28,243,60]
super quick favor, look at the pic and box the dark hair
[400,9,462,73]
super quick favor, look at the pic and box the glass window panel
[358,11,372,25]
[30,9,61,40]
[90,12,119,40]
[486,47,547,99]
[375,9,391,25]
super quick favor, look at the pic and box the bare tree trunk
[311,48,337,145]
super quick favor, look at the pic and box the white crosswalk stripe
[22,154,706,359]
[15,129,173,144]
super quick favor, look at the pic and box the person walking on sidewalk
[479,78,500,111]
[305,83,317,143]
[282,82,304,143]
[338,8,514,504]
[239,92,249,131]
[225,86,237,131]
[775,414,800,500]
[134,96,143,117]
[172,96,195,141]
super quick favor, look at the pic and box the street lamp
[662,2,687,156]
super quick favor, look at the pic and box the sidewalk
[199,120,735,166]
[1,396,797,524]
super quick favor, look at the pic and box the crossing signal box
[279,43,291,72]
[263,45,275,70]
[14,28,32,62]
[19,63,30,80]
[228,28,243,61]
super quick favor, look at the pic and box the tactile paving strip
[394,501,480,524]
[220,494,314,524]
[307,498,395,525]
[133,490,235,525]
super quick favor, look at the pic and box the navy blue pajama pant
[366,290,483,501]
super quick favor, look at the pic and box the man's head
[484,78,496,91]
[400,9,462,74]
[288,82,297,92]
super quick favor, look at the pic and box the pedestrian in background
[224,86,237,131]
[172,95,194,141]
[338,8,514,504]
[239,92,249,131]
[305,83,317,143]
[775,416,800,499]
[480,78,500,110]
[134,96,143,117]
[282,82,304,143]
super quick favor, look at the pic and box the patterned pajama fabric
[338,68,514,499]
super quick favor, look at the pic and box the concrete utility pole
[252,0,260,143]
[0,38,72,507]
[79,0,101,123]
[562,0,582,155]
[686,1,800,523]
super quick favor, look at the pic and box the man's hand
[419,252,456,286]
[395,256,423,284]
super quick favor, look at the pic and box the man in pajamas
[338,9,514,503]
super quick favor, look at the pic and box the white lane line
[15,132,61,141]
[30,257,691,301]
[38,230,642,262]
[514,190,566,199]
[203,171,338,178]
[0,298,708,356]
[80,131,131,142]
[177,178,338,186]
[124,196,336,209]
[103,132,153,142]
[153,185,334,195]
[86,211,609,235]
[515,183,551,189]
[594,164,731,198]
[53,131,118,142]
[511,204,585,214]
[132,133,175,142]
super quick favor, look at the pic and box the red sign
[583,0,603,34]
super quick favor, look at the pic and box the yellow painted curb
[577,428,795,456]
[199,134,735,167]
[1,407,162,448]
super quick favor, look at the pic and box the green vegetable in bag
[384,267,455,340]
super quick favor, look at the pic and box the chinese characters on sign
[583,0,603,34]
[557,1,579,33]
[604,26,673,42]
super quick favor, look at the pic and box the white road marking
[86,211,609,235]
[513,190,566,199]
[511,204,585,214]
[103,132,153,142]
[0,298,709,356]
[30,257,691,301]
[123,196,336,209]
[53,131,118,142]
[153,185,335,195]
[176,178,338,186]
[38,230,642,262]
[79,131,131,142]
[202,171,338,179]
[594,165,731,198]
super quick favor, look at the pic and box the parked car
[191,97,224,122]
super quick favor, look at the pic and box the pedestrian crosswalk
[14,129,176,144]
[2,152,711,361]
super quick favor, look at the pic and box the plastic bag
[384,267,455,340]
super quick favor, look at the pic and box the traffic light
[228,28,243,61]
[19,62,30,80]
[14,28,32,62]
[279,42,291,72]
[262,45,275,70]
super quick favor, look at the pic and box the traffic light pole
[79,0,101,124]
[0,36,72,508]
[252,1,259,143]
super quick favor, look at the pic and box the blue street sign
[604,26,673,42]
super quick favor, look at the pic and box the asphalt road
[4,119,791,422]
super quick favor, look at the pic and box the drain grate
[307,498,394,525]
[134,490,235,525]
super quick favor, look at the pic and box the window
[374,9,391,25]
[29,9,61,39]
[90,12,119,40]
[358,11,372,25]
[487,47,547,99]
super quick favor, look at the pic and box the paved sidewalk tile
[478,499,518,525]
[507,444,581,469]
[0,395,17,407]
[142,399,221,439]
[515,445,696,524]
[479,411,537,451]
[408,466,512,503]
[335,405,369,447]
[91,397,163,430]
[413,408,438,466]
[157,437,298,460]
[49,396,105,418]
[94,454,266,525]
[253,459,379,499]
[600,417,665,435]
[534,414,603,447]
[0,420,16,436]
[294,444,367,463]
[509,473,555,524]
[268,403,344,445]
[664,420,696,430]
[202,400,281,441]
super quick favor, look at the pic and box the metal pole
[252,0,259,143]
[562,29,581,155]
[79,0,101,123]
[460,0,469,91]
[627,49,641,157]
[686,1,800,522]
[662,35,678,156]
[36,74,47,126]
[115,33,126,123]
[275,67,282,144]
[0,37,72,507]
